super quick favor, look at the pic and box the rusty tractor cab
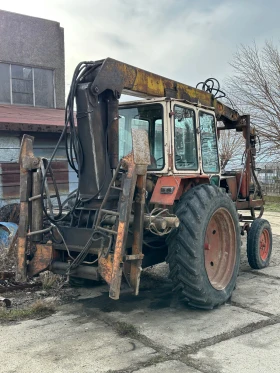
[16,58,272,309]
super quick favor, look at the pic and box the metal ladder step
[110,186,123,191]
[97,226,117,235]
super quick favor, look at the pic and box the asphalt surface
[1,211,280,373]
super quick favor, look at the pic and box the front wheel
[247,219,272,269]
[166,184,241,309]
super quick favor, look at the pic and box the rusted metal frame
[125,254,144,261]
[244,115,251,199]
[129,169,146,295]
[248,127,264,204]
[40,159,54,219]
[236,199,263,210]
[127,128,151,295]
[109,160,137,300]
[98,254,114,284]
[95,161,122,228]
[235,116,250,201]
[240,115,264,211]
[28,243,56,277]
[17,202,29,282]
[98,129,150,298]
[16,135,38,282]
[31,171,43,242]
[82,58,240,126]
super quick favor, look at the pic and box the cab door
[198,110,220,182]
[171,101,200,175]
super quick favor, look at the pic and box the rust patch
[17,236,27,282]
[121,152,134,173]
[226,177,238,201]
[16,135,34,282]
[98,254,114,285]
[129,173,146,295]
[109,221,126,300]
[28,243,56,277]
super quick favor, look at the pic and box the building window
[0,63,55,108]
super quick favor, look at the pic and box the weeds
[114,321,139,338]
[40,271,65,290]
[0,300,55,322]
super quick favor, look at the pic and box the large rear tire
[166,184,241,309]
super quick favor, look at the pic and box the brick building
[0,10,76,207]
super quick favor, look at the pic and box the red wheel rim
[204,208,236,290]
[259,228,270,261]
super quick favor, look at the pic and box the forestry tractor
[16,58,272,309]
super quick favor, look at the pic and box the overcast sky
[0,0,279,93]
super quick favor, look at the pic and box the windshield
[174,105,198,170]
[118,104,164,170]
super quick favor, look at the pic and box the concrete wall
[0,10,65,109]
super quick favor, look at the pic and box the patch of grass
[265,195,280,203]
[114,321,139,338]
[0,300,55,322]
[264,201,280,212]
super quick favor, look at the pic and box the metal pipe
[27,226,52,237]
[51,261,100,281]
[101,214,179,229]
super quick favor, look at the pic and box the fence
[256,164,280,196]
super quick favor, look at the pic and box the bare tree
[226,41,280,158]
[218,126,245,171]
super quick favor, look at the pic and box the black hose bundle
[40,61,102,222]
[196,78,226,99]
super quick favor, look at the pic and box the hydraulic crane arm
[81,57,240,126]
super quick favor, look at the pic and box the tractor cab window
[199,111,220,173]
[118,104,164,170]
[174,106,198,170]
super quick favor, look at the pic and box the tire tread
[166,184,240,309]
